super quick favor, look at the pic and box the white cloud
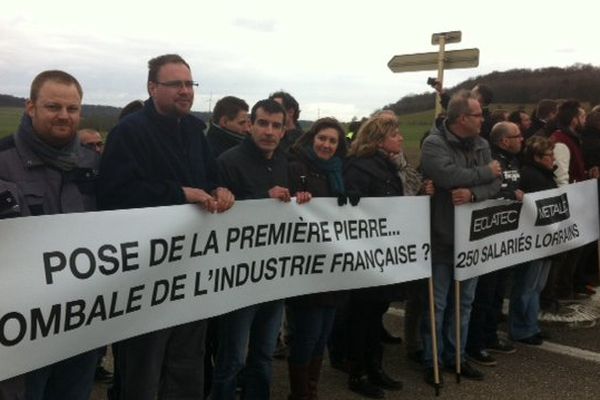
[2,0,600,120]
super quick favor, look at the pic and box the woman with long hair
[286,117,348,400]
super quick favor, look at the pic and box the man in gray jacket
[0,70,98,399]
[420,90,501,386]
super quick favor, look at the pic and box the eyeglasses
[154,80,199,89]
[82,141,104,150]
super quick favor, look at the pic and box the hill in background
[383,63,600,115]
[0,94,213,133]
[2,63,599,137]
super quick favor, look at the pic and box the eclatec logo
[469,203,523,241]
[535,193,570,226]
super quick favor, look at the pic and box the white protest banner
[454,180,599,281]
[0,196,430,380]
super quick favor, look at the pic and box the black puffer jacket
[344,152,404,198]
[519,161,557,193]
[343,151,404,302]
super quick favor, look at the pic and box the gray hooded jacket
[421,122,500,264]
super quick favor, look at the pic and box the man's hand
[489,160,502,177]
[451,188,472,205]
[183,187,218,212]
[268,186,291,202]
[514,189,524,202]
[589,166,600,179]
[211,187,235,213]
[295,191,312,204]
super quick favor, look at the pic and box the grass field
[0,107,22,139]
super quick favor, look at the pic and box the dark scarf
[304,145,345,195]
[17,113,79,171]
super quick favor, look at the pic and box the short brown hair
[147,54,190,83]
[30,70,82,102]
[523,136,554,164]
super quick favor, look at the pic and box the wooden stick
[428,277,441,396]
[455,279,461,383]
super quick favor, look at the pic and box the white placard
[0,196,431,380]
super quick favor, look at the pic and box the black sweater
[217,136,288,200]
[98,99,217,210]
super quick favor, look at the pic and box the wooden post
[428,277,442,396]
[435,36,446,119]
[455,279,461,383]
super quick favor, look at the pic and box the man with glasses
[78,128,104,154]
[420,90,502,386]
[98,54,234,400]
[508,110,532,137]
[466,121,523,368]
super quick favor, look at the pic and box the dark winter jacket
[344,152,404,198]
[97,99,218,210]
[581,126,600,170]
[0,114,98,218]
[218,136,288,200]
[344,151,404,302]
[491,145,521,200]
[519,162,557,193]
[278,127,303,155]
[286,148,348,308]
[421,121,500,264]
[206,123,246,158]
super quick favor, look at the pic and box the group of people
[0,54,598,400]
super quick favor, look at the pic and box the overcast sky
[2,0,599,121]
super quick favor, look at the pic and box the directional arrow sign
[387,48,479,73]
[431,31,462,45]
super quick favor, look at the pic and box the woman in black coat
[342,115,405,399]
[286,118,348,400]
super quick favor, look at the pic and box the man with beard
[0,70,98,399]
[540,100,597,313]
[551,100,587,186]
[98,54,234,400]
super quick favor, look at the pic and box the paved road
[91,295,600,399]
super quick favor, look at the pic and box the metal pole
[427,277,442,396]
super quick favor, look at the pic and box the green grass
[0,107,22,139]
[397,109,436,165]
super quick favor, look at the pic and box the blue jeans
[509,258,551,340]
[421,263,478,367]
[210,301,284,400]
[25,350,96,400]
[288,306,336,364]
